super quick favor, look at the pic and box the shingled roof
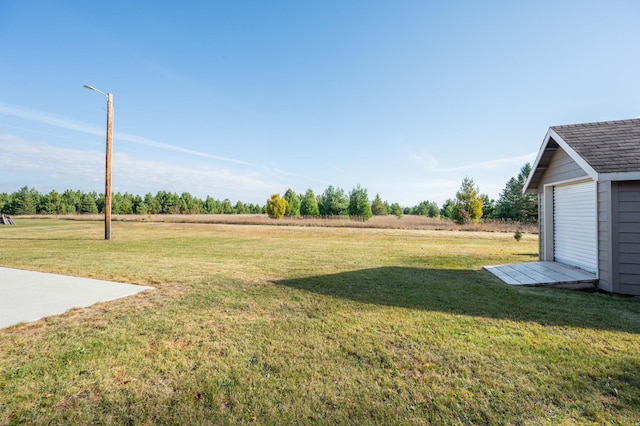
[551,118,640,173]
[524,118,640,193]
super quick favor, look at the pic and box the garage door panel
[554,181,597,273]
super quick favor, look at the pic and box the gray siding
[538,147,588,186]
[538,192,544,259]
[597,181,612,292]
[615,181,640,296]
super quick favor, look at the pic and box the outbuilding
[523,118,640,296]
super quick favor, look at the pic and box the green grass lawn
[1,219,639,425]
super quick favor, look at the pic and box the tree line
[266,163,537,224]
[0,164,537,223]
[0,189,264,216]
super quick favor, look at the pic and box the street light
[84,84,113,240]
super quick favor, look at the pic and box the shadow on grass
[273,267,640,334]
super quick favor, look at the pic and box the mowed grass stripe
[0,219,638,425]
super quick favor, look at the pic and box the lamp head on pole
[83,84,108,98]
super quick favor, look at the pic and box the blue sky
[1,1,639,206]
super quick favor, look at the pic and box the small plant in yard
[514,229,523,241]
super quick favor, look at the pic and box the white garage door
[553,180,597,273]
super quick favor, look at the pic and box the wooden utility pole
[105,93,113,240]
[84,84,113,240]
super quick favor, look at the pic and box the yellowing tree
[266,193,287,219]
[455,177,483,224]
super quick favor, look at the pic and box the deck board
[483,262,597,288]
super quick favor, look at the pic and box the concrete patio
[0,267,153,328]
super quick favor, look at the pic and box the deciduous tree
[266,193,287,219]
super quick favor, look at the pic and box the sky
[1,1,639,207]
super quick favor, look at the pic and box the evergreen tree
[454,177,483,224]
[481,194,496,219]
[389,202,403,218]
[348,185,372,221]
[203,196,220,214]
[319,185,349,216]
[42,190,63,214]
[249,203,263,214]
[427,202,440,218]
[407,200,440,218]
[129,195,146,214]
[112,192,133,214]
[283,188,301,217]
[371,194,388,215]
[144,193,161,214]
[29,188,43,213]
[496,163,538,223]
[300,189,320,216]
[62,190,81,214]
[234,201,249,214]
[220,199,234,214]
[0,193,10,214]
[157,191,180,214]
[414,201,429,216]
[79,192,99,214]
[440,199,456,219]
[12,186,36,215]
[134,198,149,214]
[179,192,200,214]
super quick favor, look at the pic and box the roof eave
[522,129,553,194]
[523,128,600,194]
[599,171,640,181]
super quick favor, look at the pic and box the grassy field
[0,219,638,425]
[23,213,539,233]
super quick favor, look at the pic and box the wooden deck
[483,261,597,289]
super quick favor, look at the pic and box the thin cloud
[0,135,278,201]
[0,135,100,178]
[0,103,100,136]
[0,102,256,168]
[115,132,256,167]
[413,150,537,173]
